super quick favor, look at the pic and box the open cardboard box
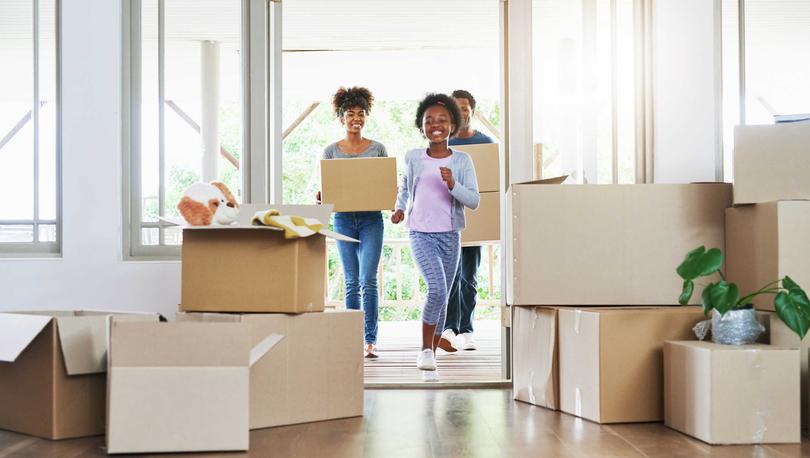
[506,178,731,306]
[0,310,161,439]
[180,204,357,313]
[177,309,364,429]
[105,318,283,454]
[320,156,398,212]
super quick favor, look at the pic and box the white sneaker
[422,369,440,382]
[416,348,437,371]
[439,329,458,352]
[459,332,477,351]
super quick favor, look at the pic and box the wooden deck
[365,319,504,385]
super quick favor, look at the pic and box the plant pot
[711,305,765,345]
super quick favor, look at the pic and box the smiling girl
[391,93,480,381]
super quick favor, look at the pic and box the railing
[326,239,501,312]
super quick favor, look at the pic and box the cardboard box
[0,310,160,439]
[770,317,810,434]
[726,202,810,311]
[320,157,397,212]
[106,320,281,454]
[452,142,500,192]
[664,341,800,444]
[512,306,559,410]
[558,307,705,423]
[180,204,356,313]
[506,182,731,306]
[177,309,364,429]
[733,122,810,205]
[461,191,500,245]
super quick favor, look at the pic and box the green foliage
[677,246,810,339]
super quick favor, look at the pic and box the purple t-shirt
[407,151,453,232]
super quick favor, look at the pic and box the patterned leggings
[409,230,461,336]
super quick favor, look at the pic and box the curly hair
[414,93,463,136]
[451,89,476,111]
[332,86,374,118]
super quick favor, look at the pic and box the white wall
[0,0,180,316]
[652,0,723,183]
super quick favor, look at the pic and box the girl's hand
[439,167,455,190]
[391,209,404,224]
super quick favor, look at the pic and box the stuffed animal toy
[176,181,240,226]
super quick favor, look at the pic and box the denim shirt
[395,148,480,231]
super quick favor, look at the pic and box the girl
[391,93,480,381]
[321,87,387,358]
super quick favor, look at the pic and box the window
[722,0,810,181]
[124,0,248,258]
[532,0,638,184]
[0,0,60,256]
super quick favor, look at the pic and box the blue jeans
[445,246,481,334]
[333,211,384,345]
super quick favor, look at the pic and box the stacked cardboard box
[508,180,732,422]
[105,204,365,454]
[454,143,501,245]
[0,310,160,439]
[725,122,810,437]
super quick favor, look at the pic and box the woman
[321,87,387,358]
[391,93,480,381]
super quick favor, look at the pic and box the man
[441,89,494,351]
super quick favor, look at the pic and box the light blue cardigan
[395,148,480,231]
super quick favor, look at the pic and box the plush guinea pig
[176,181,240,226]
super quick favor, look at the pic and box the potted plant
[677,246,810,344]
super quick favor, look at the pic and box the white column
[268,1,283,203]
[504,0,533,186]
[201,40,220,182]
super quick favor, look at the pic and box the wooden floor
[2,389,808,457]
[364,320,503,384]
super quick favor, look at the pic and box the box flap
[55,312,162,376]
[109,320,250,368]
[512,175,569,186]
[249,333,285,367]
[0,313,53,362]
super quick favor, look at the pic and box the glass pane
[38,0,57,221]
[0,225,33,243]
[0,0,34,221]
[163,225,182,245]
[141,227,159,245]
[163,0,242,220]
[141,0,159,223]
[38,223,56,242]
[744,0,810,124]
[722,0,739,183]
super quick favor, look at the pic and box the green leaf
[677,246,706,281]
[679,280,695,305]
[705,281,740,315]
[783,276,801,292]
[699,248,724,276]
[701,283,716,316]
[775,291,810,340]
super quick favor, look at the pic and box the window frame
[123,0,277,259]
[0,0,62,257]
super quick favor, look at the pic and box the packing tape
[528,371,536,404]
[575,387,583,417]
[532,307,539,329]
[746,348,770,443]
[574,310,582,334]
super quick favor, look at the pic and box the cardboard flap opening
[0,313,53,363]
[56,312,163,375]
[514,175,569,186]
[249,333,285,367]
